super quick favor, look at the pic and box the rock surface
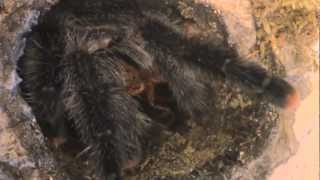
[0,0,67,179]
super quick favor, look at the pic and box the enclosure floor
[270,70,319,180]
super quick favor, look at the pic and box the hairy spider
[17,0,299,179]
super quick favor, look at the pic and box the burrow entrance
[16,0,278,179]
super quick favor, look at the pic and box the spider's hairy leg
[17,29,69,141]
[141,16,299,110]
[60,50,151,179]
[216,56,300,110]
[150,53,213,119]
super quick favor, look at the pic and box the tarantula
[18,0,299,179]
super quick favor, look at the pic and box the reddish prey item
[123,159,140,171]
[284,89,300,111]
